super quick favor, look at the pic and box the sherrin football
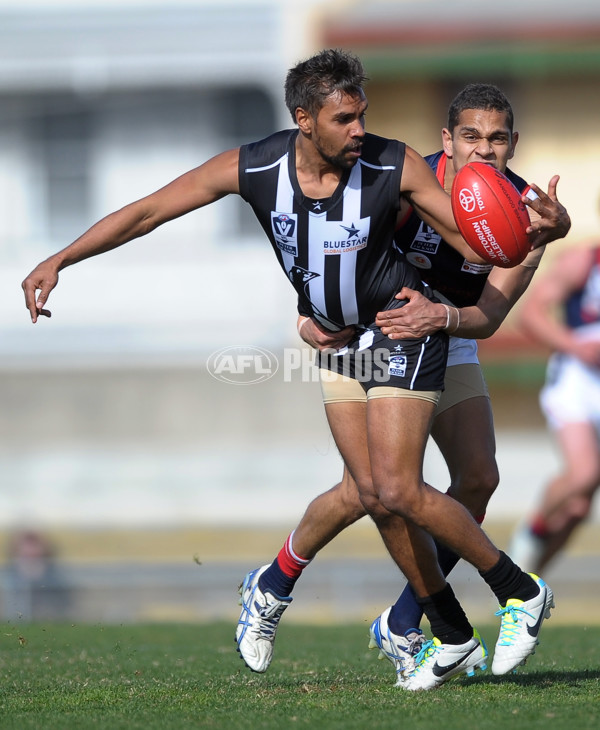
[451,162,532,268]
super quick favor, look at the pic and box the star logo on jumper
[393,345,404,353]
[320,215,370,255]
[312,201,323,211]
[340,222,360,239]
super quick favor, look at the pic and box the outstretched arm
[22,148,241,322]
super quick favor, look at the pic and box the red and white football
[451,162,531,268]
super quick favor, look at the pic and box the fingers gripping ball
[451,162,532,268]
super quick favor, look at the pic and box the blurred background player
[2,529,69,621]
[236,83,570,685]
[509,241,600,573]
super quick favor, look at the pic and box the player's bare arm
[22,148,241,322]
[297,316,356,351]
[376,252,544,340]
[520,246,600,365]
[400,145,486,264]
[522,175,571,248]
[457,258,542,338]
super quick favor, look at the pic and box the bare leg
[291,468,366,559]
[388,394,500,632]
[323,399,446,598]
[365,396,500,573]
[432,395,499,516]
[529,421,600,571]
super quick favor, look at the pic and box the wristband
[453,307,461,334]
[297,317,309,336]
[441,304,451,331]
[441,304,460,334]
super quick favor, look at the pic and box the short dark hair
[447,83,514,133]
[284,48,368,123]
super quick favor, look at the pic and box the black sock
[479,551,538,606]
[435,538,461,575]
[417,583,473,645]
[388,539,461,635]
[258,560,296,598]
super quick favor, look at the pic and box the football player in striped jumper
[22,50,558,691]
[238,82,569,689]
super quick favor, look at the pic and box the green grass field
[1,622,598,730]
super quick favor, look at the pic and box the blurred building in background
[1,0,599,622]
[4,0,600,362]
[1,0,308,363]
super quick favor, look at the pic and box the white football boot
[492,574,554,675]
[400,629,488,691]
[235,565,292,673]
[368,607,426,685]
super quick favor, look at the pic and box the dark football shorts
[316,325,449,395]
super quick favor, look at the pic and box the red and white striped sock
[276,531,312,577]
[258,531,312,597]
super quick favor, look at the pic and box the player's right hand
[524,175,571,249]
[297,316,355,351]
[22,261,58,323]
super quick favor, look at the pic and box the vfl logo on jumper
[272,212,298,255]
[388,346,407,378]
[323,219,370,254]
[413,222,442,253]
[207,346,279,385]
[408,222,440,268]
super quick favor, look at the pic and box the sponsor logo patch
[321,219,370,255]
[413,222,442,251]
[407,251,432,269]
[461,260,493,274]
[388,354,407,378]
[272,212,298,255]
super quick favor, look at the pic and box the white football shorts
[540,352,600,432]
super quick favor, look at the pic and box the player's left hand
[523,175,571,250]
[298,316,356,351]
[375,288,447,339]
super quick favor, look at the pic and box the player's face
[442,108,518,175]
[311,90,367,169]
